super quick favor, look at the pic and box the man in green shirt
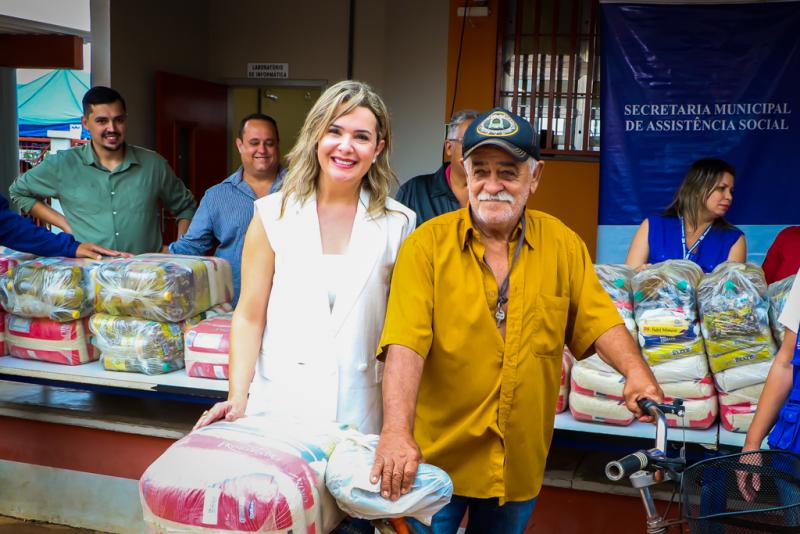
[10,86,196,254]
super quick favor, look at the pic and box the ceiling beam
[0,34,83,69]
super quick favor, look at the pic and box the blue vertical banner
[599,2,800,230]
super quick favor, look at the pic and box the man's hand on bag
[370,428,424,501]
[75,242,131,260]
[623,366,664,423]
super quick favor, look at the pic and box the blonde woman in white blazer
[195,81,415,436]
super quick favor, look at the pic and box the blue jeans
[406,495,537,534]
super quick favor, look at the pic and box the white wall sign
[247,63,289,79]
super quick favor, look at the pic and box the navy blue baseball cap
[462,107,539,161]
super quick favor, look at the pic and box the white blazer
[247,188,416,434]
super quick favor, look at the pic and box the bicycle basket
[681,450,800,533]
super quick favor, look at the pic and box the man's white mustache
[477,191,514,203]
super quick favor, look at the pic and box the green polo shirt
[10,143,196,254]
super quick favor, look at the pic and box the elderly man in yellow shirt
[371,108,664,533]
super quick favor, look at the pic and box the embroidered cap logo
[476,111,519,137]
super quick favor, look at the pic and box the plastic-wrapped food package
[595,264,638,338]
[720,403,758,433]
[325,433,452,524]
[769,275,796,345]
[90,314,185,375]
[185,314,233,379]
[90,305,232,375]
[698,262,776,373]
[633,260,705,365]
[140,414,349,533]
[94,254,233,323]
[5,314,96,365]
[556,346,573,413]
[569,391,634,426]
[664,396,718,429]
[719,383,764,406]
[569,390,717,429]
[578,353,710,383]
[571,365,714,401]
[713,360,771,393]
[0,247,36,277]
[718,383,763,433]
[1,258,98,321]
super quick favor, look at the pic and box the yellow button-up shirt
[378,208,622,501]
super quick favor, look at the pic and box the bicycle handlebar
[605,450,650,481]
[605,398,686,483]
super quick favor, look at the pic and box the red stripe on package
[5,314,96,365]
[185,315,231,379]
[139,414,349,533]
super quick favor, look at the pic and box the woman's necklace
[679,216,712,261]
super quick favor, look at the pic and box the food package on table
[0,247,36,277]
[94,254,233,322]
[185,313,233,379]
[556,346,573,413]
[698,262,776,373]
[5,314,96,365]
[713,361,772,393]
[577,352,709,384]
[569,391,634,426]
[719,383,764,407]
[569,390,717,429]
[720,403,758,433]
[632,260,705,365]
[140,414,349,533]
[571,365,714,401]
[325,433,452,525]
[718,382,763,434]
[664,396,718,429]
[769,275,796,345]
[595,264,638,338]
[90,313,185,375]
[1,258,98,321]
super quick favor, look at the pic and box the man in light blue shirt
[169,114,285,305]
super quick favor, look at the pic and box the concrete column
[0,67,18,200]
[90,0,111,86]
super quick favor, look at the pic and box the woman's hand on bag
[193,397,247,431]
[736,446,762,502]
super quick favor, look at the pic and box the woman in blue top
[625,158,746,273]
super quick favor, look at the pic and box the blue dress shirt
[169,167,285,305]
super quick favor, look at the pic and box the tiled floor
[0,517,102,533]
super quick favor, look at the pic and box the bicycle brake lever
[651,399,685,417]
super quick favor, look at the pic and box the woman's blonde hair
[280,80,396,217]
[663,158,736,230]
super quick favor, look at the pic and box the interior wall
[109,0,211,149]
[378,0,449,184]
[108,0,448,186]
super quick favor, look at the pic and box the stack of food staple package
[0,254,99,365]
[698,262,777,433]
[91,254,233,375]
[0,248,36,355]
[571,262,717,428]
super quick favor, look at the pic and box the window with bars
[498,0,600,156]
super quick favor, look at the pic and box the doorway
[228,85,323,174]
